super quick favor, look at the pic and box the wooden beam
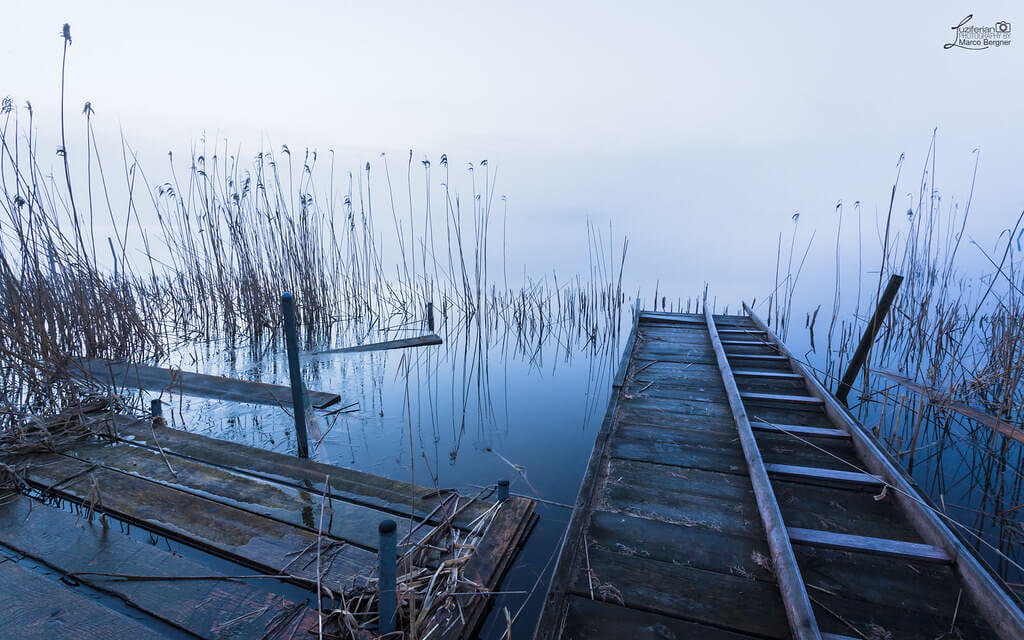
[788,526,952,564]
[704,307,822,639]
[726,353,789,361]
[751,422,849,439]
[309,333,442,355]
[764,463,884,487]
[741,392,824,405]
[744,301,1024,640]
[721,339,774,347]
[69,358,341,409]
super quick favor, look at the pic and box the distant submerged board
[68,358,342,409]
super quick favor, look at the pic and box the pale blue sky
[3,1,1022,303]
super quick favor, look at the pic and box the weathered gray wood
[787,526,952,563]
[726,353,789,361]
[704,308,822,639]
[0,557,170,639]
[562,595,763,640]
[741,392,824,405]
[0,496,319,639]
[745,302,1024,640]
[309,333,442,355]
[752,422,849,438]
[734,369,803,379]
[69,358,341,409]
[764,463,883,487]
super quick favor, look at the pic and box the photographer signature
[945,14,1012,50]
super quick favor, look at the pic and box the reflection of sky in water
[145,316,621,637]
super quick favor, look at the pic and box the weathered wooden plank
[64,439,412,549]
[752,422,849,438]
[69,358,341,409]
[19,454,376,591]
[741,392,824,405]
[110,417,490,526]
[0,496,319,639]
[725,353,789,361]
[562,595,762,640]
[0,558,170,640]
[787,526,952,563]
[436,497,535,640]
[310,333,443,355]
[764,463,883,487]
[733,369,803,379]
[571,547,791,638]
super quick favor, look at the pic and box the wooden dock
[535,307,1024,639]
[0,411,535,639]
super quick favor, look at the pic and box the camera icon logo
[996,21,1011,33]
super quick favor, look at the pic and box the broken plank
[0,496,320,639]
[788,526,952,563]
[68,358,341,409]
[310,333,442,355]
[0,558,170,640]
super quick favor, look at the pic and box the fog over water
[5,1,1022,304]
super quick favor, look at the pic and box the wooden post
[150,399,162,419]
[426,301,435,331]
[378,519,398,634]
[836,274,904,405]
[280,292,309,458]
[497,479,510,501]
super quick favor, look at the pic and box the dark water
[154,313,623,637]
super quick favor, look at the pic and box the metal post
[378,519,397,634]
[280,292,309,458]
[426,301,435,331]
[836,274,904,405]
[150,399,162,420]
[497,479,510,501]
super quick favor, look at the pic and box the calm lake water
[154,312,623,637]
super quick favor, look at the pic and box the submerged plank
[0,496,319,639]
[19,453,376,591]
[0,558,168,640]
[69,358,341,409]
[311,333,443,355]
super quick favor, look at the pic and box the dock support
[497,479,510,501]
[378,519,398,634]
[426,301,435,331]
[280,293,309,459]
[150,399,162,420]
[836,274,903,405]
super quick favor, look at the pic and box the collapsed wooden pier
[535,307,1024,639]
[0,411,535,639]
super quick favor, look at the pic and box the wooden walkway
[0,412,534,639]
[535,308,1024,639]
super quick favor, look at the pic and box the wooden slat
[726,353,789,361]
[704,308,822,639]
[0,558,170,639]
[69,358,341,409]
[734,369,803,379]
[787,526,952,563]
[0,496,319,638]
[764,463,883,487]
[752,422,849,439]
[309,333,442,356]
[741,392,824,405]
[563,595,762,640]
[721,339,773,347]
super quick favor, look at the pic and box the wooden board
[69,358,341,409]
[0,558,170,640]
[0,496,319,639]
[311,333,443,355]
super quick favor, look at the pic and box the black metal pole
[281,292,309,458]
[836,274,904,405]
